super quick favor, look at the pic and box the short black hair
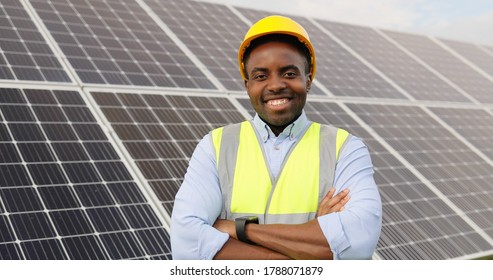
[242,34,311,79]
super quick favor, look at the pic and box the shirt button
[274,146,280,150]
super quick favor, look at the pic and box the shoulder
[317,123,350,134]
[210,122,247,139]
[338,135,372,165]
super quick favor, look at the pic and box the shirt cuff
[317,213,350,259]
[198,226,229,260]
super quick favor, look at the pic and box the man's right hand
[317,188,350,217]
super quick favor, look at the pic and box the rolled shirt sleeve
[171,134,228,259]
[317,136,382,259]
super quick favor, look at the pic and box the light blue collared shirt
[171,111,382,259]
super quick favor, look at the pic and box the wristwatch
[235,216,259,244]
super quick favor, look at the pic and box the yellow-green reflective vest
[211,121,350,224]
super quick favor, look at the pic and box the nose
[266,75,287,93]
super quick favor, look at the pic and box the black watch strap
[235,216,259,244]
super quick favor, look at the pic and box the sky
[202,0,493,46]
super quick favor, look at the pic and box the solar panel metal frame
[0,0,493,260]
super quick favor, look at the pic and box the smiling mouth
[267,98,289,106]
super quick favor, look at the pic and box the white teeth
[268,99,288,106]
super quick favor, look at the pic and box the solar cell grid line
[346,103,493,247]
[91,91,247,215]
[0,0,71,82]
[0,87,171,260]
[438,39,493,78]
[315,20,472,103]
[142,0,247,92]
[231,6,327,97]
[235,97,486,259]
[433,38,493,80]
[429,107,493,169]
[28,0,216,89]
[383,30,493,104]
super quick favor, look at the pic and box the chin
[268,118,293,127]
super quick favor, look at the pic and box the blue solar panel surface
[0,0,493,260]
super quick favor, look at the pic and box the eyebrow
[250,67,268,75]
[250,64,301,75]
[280,64,301,73]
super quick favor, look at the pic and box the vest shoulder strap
[212,122,352,166]
[211,122,245,166]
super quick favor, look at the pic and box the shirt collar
[252,111,309,142]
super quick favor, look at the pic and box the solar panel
[318,21,472,103]
[297,18,407,99]
[0,0,492,260]
[316,101,493,259]
[0,87,170,259]
[0,0,70,82]
[142,0,247,92]
[29,0,215,89]
[383,30,493,104]
[439,39,493,79]
[91,91,246,215]
[347,103,493,247]
[430,107,493,164]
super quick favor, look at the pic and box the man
[171,15,382,260]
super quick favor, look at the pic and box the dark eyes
[253,73,267,80]
[284,71,297,77]
[252,71,298,80]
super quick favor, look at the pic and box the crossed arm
[213,188,350,260]
[171,135,381,260]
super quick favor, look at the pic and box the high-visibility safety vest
[211,120,351,224]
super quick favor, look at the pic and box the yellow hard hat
[238,15,316,81]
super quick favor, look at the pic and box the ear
[305,73,312,93]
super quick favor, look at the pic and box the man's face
[244,41,311,134]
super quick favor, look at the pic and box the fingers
[334,191,350,211]
[317,188,350,217]
[333,189,350,207]
[316,188,335,217]
[319,187,335,206]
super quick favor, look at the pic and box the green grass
[473,255,493,260]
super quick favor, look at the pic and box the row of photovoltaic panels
[0,0,492,260]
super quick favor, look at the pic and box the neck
[268,124,288,137]
[263,113,302,137]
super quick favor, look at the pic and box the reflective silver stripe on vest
[216,122,241,220]
[213,121,351,224]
